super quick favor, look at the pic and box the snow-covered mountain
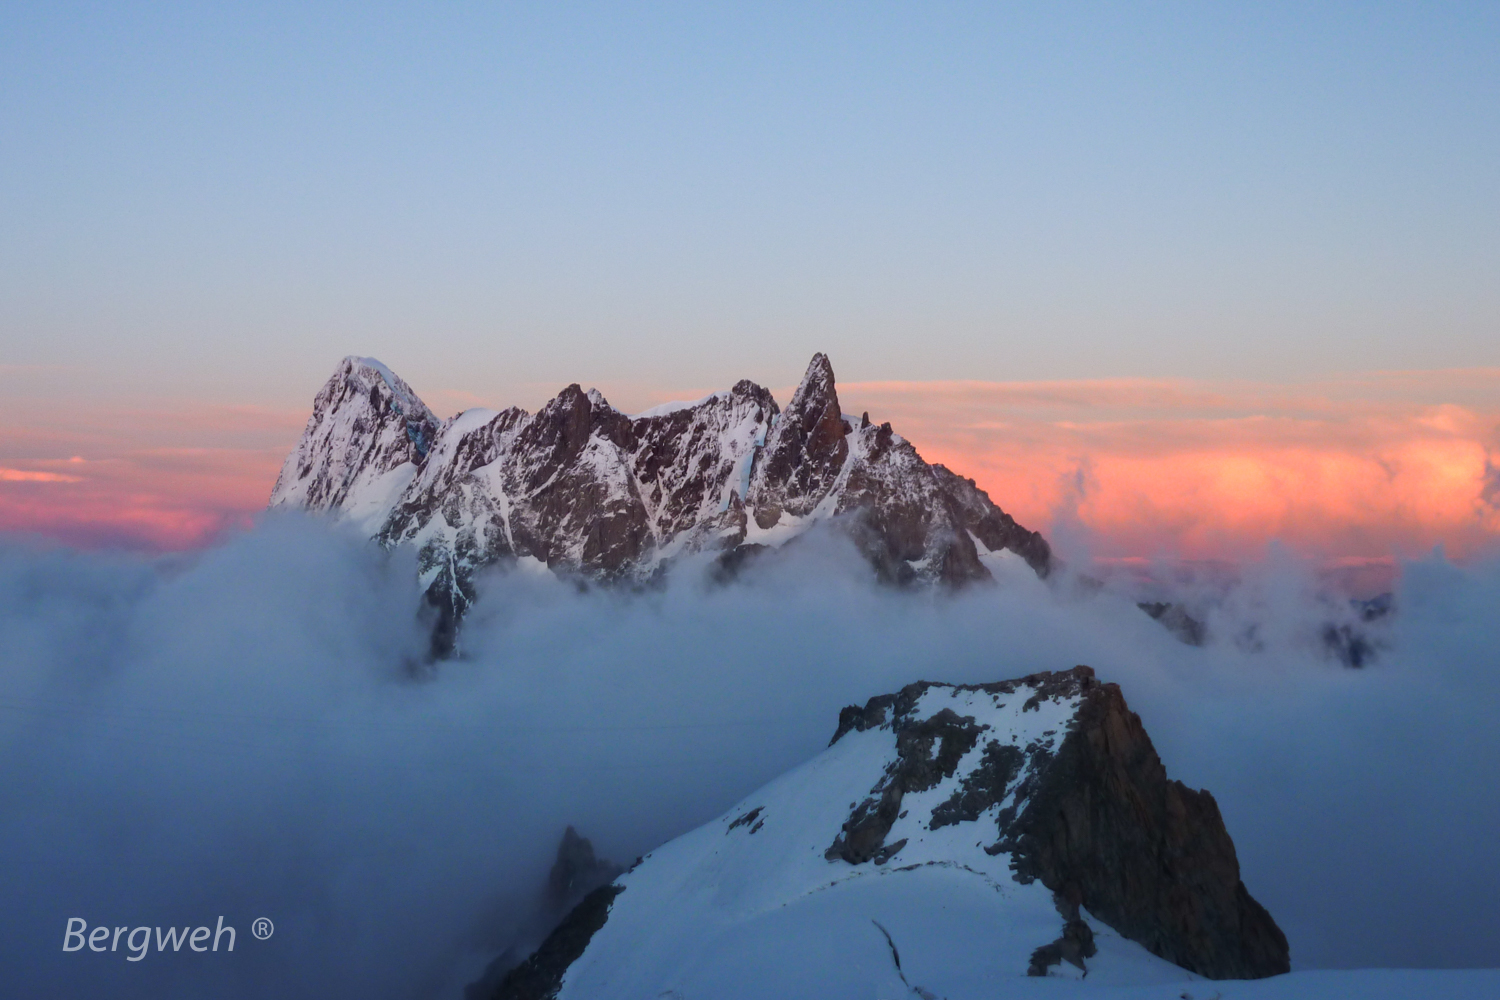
[269,354,1051,643]
[270,356,441,535]
[487,666,1287,999]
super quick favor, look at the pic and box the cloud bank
[0,402,300,551]
[2,516,1497,998]
[3,369,1498,563]
[840,370,1500,563]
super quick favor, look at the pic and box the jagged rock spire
[748,353,849,528]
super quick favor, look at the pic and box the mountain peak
[335,356,432,422]
[273,352,1052,649]
[489,667,1288,998]
[269,357,439,521]
[748,353,848,525]
[795,350,836,396]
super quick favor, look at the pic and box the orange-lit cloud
[3,372,1497,563]
[839,371,1500,564]
[0,468,82,483]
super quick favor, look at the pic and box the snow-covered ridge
[631,390,730,419]
[269,356,441,535]
[269,354,1053,644]
[487,667,1289,1000]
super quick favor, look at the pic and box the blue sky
[3,2,1498,409]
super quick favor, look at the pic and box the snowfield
[545,676,1500,999]
[544,678,1232,999]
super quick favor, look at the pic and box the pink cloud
[3,371,1497,564]
[840,372,1500,564]
[0,404,303,551]
[0,468,82,483]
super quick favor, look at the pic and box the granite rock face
[830,667,1288,980]
[270,353,1051,644]
[1002,669,1288,979]
[747,352,848,526]
[486,883,624,1000]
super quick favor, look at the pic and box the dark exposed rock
[932,464,1053,577]
[827,667,1289,981]
[1321,622,1376,667]
[1139,601,1208,647]
[495,668,1288,991]
[727,806,763,832]
[632,379,779,542]
[1316,592,1394,667]
[467,827,624,1000]
[421,580,464,661]
[929,741,1025,829]
[547,826,624,911]
[825,778,905,865]
[707,539,769,584]
[487,884,624,1000]
[1139,591,1393,665]
[830,692,901,744]
[830,669,1092,747]
[748,352,848,527]
[996,669,1289,980]
[871,837,907,865]
[1029,908,1098,976]
[825,704,994,863]
[1029,894,1098,977]
[502,386,652,578]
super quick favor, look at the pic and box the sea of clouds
[2,515,1497,998]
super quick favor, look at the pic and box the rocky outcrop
[825,666,1287,980]
[492,668,1287,997]
[1139,601,1207,646]
[631,379,780,547]
[1027,896,1098,977]
[1140,591,1394,667]
[270,353,1052,644]
[545,826,625,912]
[935,464,1052,577]
[487,883,624,1000]
[467,827,624,1000]
[989,667,1289,980]
[747,352,848,526]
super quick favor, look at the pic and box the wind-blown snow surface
[554,681,1199,999]
[2,516,1498,998]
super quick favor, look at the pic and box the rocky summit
[269,354,1051,645]
[488,667,1288,1000]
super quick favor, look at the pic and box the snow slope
[491,667,1291,999]
[554,690,1191,1000]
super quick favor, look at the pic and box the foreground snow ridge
[489,667,1290,1000]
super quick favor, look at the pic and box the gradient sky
[2,3,1497,557]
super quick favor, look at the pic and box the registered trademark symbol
[251,917,274,940]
